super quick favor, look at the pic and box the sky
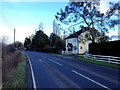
[0,0,119,43]
[0,1,68,43]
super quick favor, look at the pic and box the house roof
[65,27,89,39]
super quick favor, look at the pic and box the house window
[74,46,77,50]
[67,43,73,51]
[80,46,82,49]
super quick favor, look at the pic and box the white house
[65,27,93,55]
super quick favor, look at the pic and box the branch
[67,21,84,29]
[82,3,89,26]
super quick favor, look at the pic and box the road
[23,51,120,89]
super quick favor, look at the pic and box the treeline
[24,30,65,53]
[89,40,120,57]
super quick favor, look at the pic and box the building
[65,27,95,55]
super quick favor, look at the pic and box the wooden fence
[84,53,120,64]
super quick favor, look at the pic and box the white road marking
[72,70,112,90]
[39,59,42,62]
[21,52,37,89]
[49,59,62,66]
[42,56,47,58]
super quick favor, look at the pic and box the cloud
[99,0,119,13]
[109,35,120,41]
[0,22,14,44]
[99,0,109,13]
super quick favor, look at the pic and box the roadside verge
[3,52,28,89]
[78,55,120,70]
[22,52,36,89]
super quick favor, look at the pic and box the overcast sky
[0,0,119,43]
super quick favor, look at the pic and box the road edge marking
[72,70,111,90]
[21,52,37,89]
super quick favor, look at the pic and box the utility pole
[14,28,15,48]
[118,10,120,40]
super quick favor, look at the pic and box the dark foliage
[89,40,120,56]
[49,33,65,53]
[15,41,24,50]
[2,44,16,54]
[24,31,65,53]
[24,37,32,50]
[31,30,50,51]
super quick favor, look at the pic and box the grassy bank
[3,54,28,89]
[78,56,120,69]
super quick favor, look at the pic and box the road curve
[23,51,120,89]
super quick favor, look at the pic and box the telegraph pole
[14,28,15,48]
[118,10,120,40]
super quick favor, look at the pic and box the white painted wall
[65,30,92,55]
[66,38,78,55]
[78,41,92,54]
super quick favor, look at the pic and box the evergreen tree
[31,30,49,51]
[50,33,65,53]
[24,37,31,50]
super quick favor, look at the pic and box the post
[93,55,96,60]
[108,56,111,63]
[0,43,2,89]
[118,10,120,40]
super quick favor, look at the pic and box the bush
[2,43,22,86]
[89,40,120,56]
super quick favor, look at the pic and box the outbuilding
[65,27,93,55]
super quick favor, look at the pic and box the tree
[0,35,9,44]
[1,36,16,53]
[31,30,49,51]
[24,37,31,50]
[38,22,43,32]
[15,41,24,50]
[106,1,120,27]
[55,1,120,43]
[49,33,65,53]
[53,19,60,37]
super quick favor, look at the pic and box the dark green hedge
[89,40,120,57]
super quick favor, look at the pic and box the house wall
[78,41,92,54]
[66,38,78,55]
[65,30,92,55]
[77,31,92,54]
[66,38,92,55]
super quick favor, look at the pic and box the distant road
[23,51,120,89]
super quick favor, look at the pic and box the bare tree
[38,22,43,32]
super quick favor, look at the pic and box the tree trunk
[88,26,95,43]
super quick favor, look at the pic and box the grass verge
[3,54,28,89]
[77,56,120,70]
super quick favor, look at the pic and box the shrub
[2,43,21,86]
[89,40,120,56]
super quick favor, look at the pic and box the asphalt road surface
[23,51,120,89]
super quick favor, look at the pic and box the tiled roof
[65,27,89,39]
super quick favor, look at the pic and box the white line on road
[72,70,112,90]
[39,59,42,62]
[21,52,37,89]
[42,56,47,58]
[49,59,62,66]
